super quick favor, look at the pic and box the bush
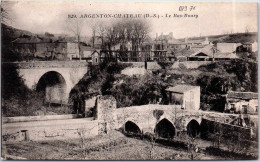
[2,63,73,117]
[157,62,174,69]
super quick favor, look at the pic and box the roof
[217,43,241,53]
[187,39,205,44]
[214,53,238,59]
[143,36,154,44]
[81,46,95,51]
[167,39,184,44]
[166,85,200,93]
[227,91,258,100]
[189,45,214,57]
[188,45,239,59]
[174,45,212,58]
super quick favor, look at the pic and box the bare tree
[245,26,250,34]
[1,1,12,24]
[67,19,83,60]
[97,23,106,48]
[91,25,97,48]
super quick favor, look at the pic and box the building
[66,42,80,60]
[92,50,100,65]
[187,44,239,61]
[81,46,95,61]
[12,36,80,60]
[225,91,258,114]
[12,36,56,58]
[165,85,200,111]
[216,43,242,53]
[186,37,212,47]
[251,40,258,52]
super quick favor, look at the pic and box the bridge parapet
[3,61,89,69]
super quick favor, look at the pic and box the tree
[245,26,250,34]
[1,1,12,25]
[45,32,54,37]
[67,19,83,60]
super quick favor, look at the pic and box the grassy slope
[0,131,221,160]
[178,32,257,44]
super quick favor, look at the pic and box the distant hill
[179,32,258,44]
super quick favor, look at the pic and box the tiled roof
[166,85,199,93]
[189,45,214,57]
[227,91,258,100]
[174,47,205,57]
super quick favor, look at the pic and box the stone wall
[121,62,161,70]
[85,96,97,116]
[172,61,212,69]
[2,118,99,142]
[3,61,88,69]
[94,95,118,133]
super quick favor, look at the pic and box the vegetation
[2,64,73,117]
[196,60,257,111]
[69,62,132,103]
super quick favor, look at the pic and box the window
[230,104,235,111]
[256,106,258,112]
[242,105,248,114]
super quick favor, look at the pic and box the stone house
[216,43,242,53]
[165,85,200,111]
[81,46,95,61]
[12,36,56,57]
[225,91,258,114]
[12,36,79,60]
[66,42,79,59]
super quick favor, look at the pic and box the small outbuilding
[91,50,100,65]
[165,85,200,111]
[225,91,258,114]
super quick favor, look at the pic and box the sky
[2,1,258,39]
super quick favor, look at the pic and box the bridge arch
[155,118,175,139]
[186,119,200,137]
[36,71,67,104]
[124,121,142,134]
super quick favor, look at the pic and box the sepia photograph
[1,1,259,160]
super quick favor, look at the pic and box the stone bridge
[115,105,203,137]
[5,61,89,103]
[95,96,252,139]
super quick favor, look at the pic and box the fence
[100,50,168,62]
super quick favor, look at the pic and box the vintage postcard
[1,1,258,160]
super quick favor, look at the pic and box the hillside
[1,23,33,43]
[179,32,258,44]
